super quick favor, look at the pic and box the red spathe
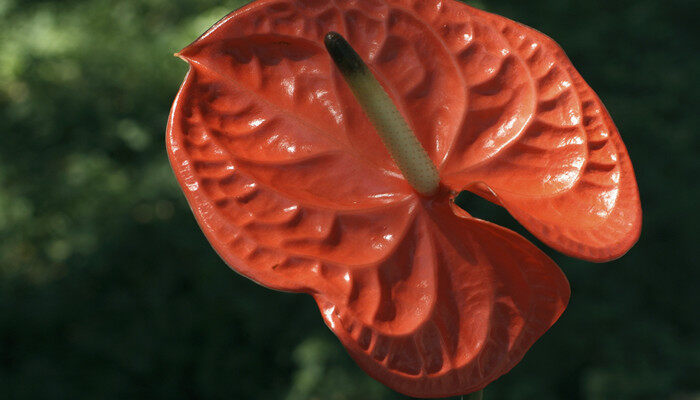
[166,0,641,397]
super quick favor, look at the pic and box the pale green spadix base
[343,71,441,195]
[324,32,440,196]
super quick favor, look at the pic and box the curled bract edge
[166,0,640,397]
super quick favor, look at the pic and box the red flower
[166,0,641,397]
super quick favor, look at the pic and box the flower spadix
[166,0,641,397]
[324,31,440,196]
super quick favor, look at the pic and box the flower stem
[324,31,440,196]
[462,390,484,400]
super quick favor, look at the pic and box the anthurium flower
[166,0,641,397]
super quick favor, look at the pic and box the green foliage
[0,0,697,399]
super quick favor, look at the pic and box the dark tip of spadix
[324,31,366,74]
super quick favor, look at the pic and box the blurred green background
[0,0,697,398]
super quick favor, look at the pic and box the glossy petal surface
[166,0,639,396]
[437,7,641,261]
[316,194,568,397]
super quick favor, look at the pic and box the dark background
[1,0,697,399]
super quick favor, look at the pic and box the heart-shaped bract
[166,0,641,397]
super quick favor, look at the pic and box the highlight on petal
[438,4,642,261]
[167,64,417,292]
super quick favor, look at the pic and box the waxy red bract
[166,0,641,397]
